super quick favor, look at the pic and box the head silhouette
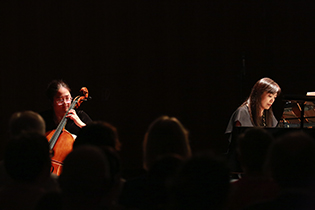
[74,121,121,151]
[267,131,315,188]
[4,132,51,183]
[143,116,191,170]
[9,111,46,138]
[237,127,274,174]
[59,145,110,207]
[167,153,230,210]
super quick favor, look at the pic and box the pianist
[225,77,281,173]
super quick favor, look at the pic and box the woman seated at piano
[226,77,281,133]
[225,77,281,173]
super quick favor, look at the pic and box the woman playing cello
[40,79,92,175]
[40,80,92,136]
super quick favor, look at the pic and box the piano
[278,93,315,128]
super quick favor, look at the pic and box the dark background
[2,0,315,178]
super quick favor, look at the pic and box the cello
[46,87,89,175]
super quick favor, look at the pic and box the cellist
[40,80,92,175]
[40,79,92,137]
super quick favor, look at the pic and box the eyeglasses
[55,96,72,106]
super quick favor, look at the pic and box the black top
[40,109,92,136]
[225,104,278,135]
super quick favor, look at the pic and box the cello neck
[48,96,80,150]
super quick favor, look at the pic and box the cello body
[46,129,75,175]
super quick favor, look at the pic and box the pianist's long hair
[246,77,281,127]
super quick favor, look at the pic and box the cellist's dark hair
[45,79,71,103]
[244,77,281,126]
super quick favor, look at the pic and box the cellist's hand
[66,109,86,128]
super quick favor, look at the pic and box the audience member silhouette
[9,110,46,137]
[119,115,192,209]
[73,121,125,208]
[36,145,125,210]
[99,146,125,209]
[244,131,315,210]
[143,154,184,210]
[58,145,111,210]
[227,127,280,210]
[143,115,192,171]
[73,121,121,151]
[0,133,52,210]
[36,145,112,210]
[0,110,59,191]
[120,154,184,210]
[166,153,230,210]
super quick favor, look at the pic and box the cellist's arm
[66,109,86,128]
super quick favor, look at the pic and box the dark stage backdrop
[2,0,315,178]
